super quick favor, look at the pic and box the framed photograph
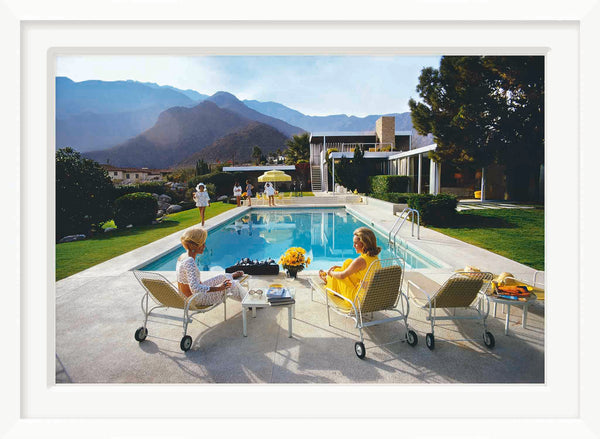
[3,0,599,436]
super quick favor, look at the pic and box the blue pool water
[141,208,441,272]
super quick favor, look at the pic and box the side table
[241,287,295,338]
[488,293,537,335]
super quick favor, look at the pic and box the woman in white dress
[176,227,245,306]
[193,183,210,226]
[264,182,276,207]
[233,182,243,207]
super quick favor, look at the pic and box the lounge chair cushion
[433,276,484,308]
[141,278,213,310]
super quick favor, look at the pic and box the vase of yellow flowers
[279,247,311,279]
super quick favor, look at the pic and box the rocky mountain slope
[85,101,253,168]
[177,122,289,166]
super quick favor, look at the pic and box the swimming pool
[140,207,442,271]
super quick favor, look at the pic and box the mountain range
[57,77,432,168]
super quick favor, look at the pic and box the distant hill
[84,101,253,168]
[243,99,433,147]
[207,92,305,138]
[56,105,169,152]
[56,77,196,118]
[243,99,411,132]
[141,82,208,102]
[55,77,205,151]
[178,122,289,166]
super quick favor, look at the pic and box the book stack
[266,284,295,306]
[494,285,533,302]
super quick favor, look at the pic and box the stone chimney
[375,116,395,150]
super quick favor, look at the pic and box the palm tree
[284,133,310,164]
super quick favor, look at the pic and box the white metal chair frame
[132,270,228,351]
[407,271,494,350]
[311,258,418,359]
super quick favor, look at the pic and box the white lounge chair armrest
[325,287,360,315]
[325,287,353,304]
[533,271,544,288]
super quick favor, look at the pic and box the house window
[126,173,130,179]
[113,172,118,176]
[135,174,139,178]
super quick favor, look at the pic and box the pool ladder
[388,208,420,250]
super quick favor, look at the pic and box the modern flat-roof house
[309,116,441,194]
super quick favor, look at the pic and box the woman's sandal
[318,270,327,284]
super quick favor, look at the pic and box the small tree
[195,159,210,176]
[56,148,114,239]
[333,146,369,193]
[252,145,263,165]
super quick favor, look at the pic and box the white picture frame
[2,0,599,436]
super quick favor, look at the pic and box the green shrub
[370,192,413,204]
[369,175,411,194]
[113,192,158,228]
[407,193,458,226]
[113,181,165,200]
[56,148,114,239]
[205,183,217,199]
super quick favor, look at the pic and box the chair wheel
[134,327,147,342]
[180,335,192,352]
[483,331,495,349]
[354,341,366,359]
[406,330,418,347]
[426,333,435,350]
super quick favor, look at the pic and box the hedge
[407,193,458,226]
[113,192,158,228]
[369,192,413,204]
[188,171,247,197]
[113,181,166,200]
[369,175,411,194]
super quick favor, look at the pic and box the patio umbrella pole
[480,167,486,203]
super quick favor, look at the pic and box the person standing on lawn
[193,183,210,226]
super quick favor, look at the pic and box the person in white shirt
[233,182,243,207]
[264,182,276,206]
[193,183,210,226]
[176,227,245,306]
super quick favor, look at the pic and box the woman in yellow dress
[318,227,381,307]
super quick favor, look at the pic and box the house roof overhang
[310,131,411,144]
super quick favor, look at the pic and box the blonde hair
[180,227,207,250]
[353,227,381,257]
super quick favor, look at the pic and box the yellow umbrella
[257,170,292,182]
[258,170,292,192]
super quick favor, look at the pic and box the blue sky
[56,55,441,117]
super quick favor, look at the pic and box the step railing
[388,208,420,249]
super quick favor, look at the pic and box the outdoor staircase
[311,166,322,192]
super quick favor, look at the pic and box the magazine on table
[266,284,294,304]
[267,284,290,299]
[270,298,295,306]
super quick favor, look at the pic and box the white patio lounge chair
[309,258,418,359]
[132,270,230,352]
[407,271,495,350]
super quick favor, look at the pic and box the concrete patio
[55,199,544,384]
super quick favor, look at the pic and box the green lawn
[56,202,237,281]
[428,207,545,271]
